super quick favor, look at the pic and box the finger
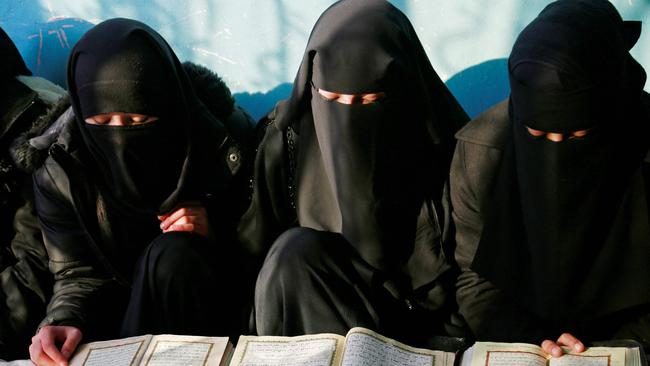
[160,208,197,230]
[164,223,196,233]
[31,337,61,366]
[164,223,209,238]
[40,330,68,365]
[171,215,198,226]
[161,215,201,233]
[60,328,82,360]
[541,339,563,358]
[557,333,584,352]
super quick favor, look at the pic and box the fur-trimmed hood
[10,61,241,173]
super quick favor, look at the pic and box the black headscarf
[277,0,468,271]
[473,0,650,327]
[68,18,203,217]
[0,27,31,80]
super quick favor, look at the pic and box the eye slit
[360,92,386,104]
[131,115,146,123]
[130,115,159,125]
[315,87,386,105]
[525,125,545,138]
[317,88,338,102]
[568,128,590,140]
[85,115,109,125]
[337,94,356,104]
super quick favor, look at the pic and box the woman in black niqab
[471,0,650,346]
[30,18,249,365]
[244,0,469,343]
[68,19,190,217]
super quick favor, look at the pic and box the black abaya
[243,0,469,341]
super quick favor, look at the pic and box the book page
[549,347,626,366]
[229,333,345,366]
[470,342,548,366]
[340,327,454,366]
[141,334,232,366]
[69,335,151,366]
[625,347,641,366]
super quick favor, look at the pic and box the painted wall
[1,0,648,119]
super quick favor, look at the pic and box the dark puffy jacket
[32,62,255,335]
[0,74,68,359]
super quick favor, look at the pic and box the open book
[66,329,645,366]
[230,327,455,366]
[461,341,644,366]
[230,327,645,366]
[69,334,232,366]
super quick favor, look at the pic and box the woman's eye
[130,115,158,124]
[525,126,546,137]
[360,92,386,104]
[317,89,338,101]
[571,129,589,138]
[86,116,109,124]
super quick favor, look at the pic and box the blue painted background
[1,0,648,119]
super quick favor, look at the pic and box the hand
[29,325,82,366]
[158,203,211,238]
[541,333,585,358]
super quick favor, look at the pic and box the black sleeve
[32,162,116,333]
[451,140,547,343]
[0,197,52,358]
[237,120,296,270]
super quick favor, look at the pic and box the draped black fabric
[255,227,461,344]
[473,0,650,328]
[277,0,468,271]
[120,232,237,337]
[61,18,243,337]
[67,18,228,217]
[0,27,31,79]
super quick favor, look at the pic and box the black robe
[466,0,650,343]
[239,0,468,344]
[33,18,254,340]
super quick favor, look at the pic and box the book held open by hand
[67,327,646,366]
[462,341,643,366]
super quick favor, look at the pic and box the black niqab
[68,19,191,216]
[278,0,468,271]
[473,0,650,327]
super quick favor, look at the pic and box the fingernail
[553,346,561,355]
[575,343,583,351]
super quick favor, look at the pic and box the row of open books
[69,327,646,366]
